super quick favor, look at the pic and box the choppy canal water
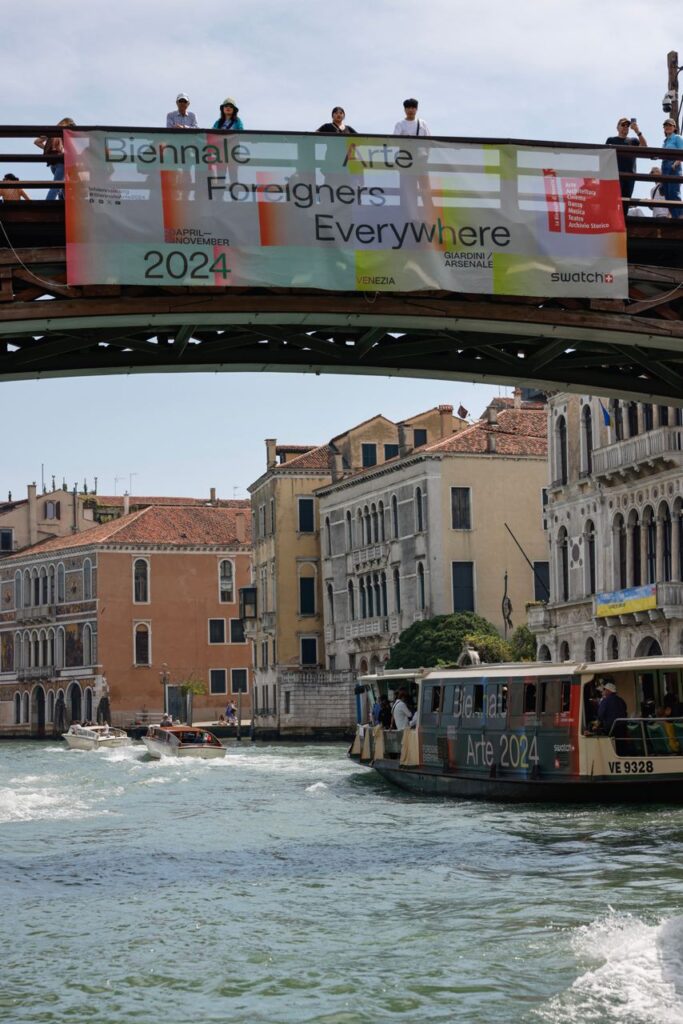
[1,740,682,1024]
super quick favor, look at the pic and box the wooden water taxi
[62,724,129,751]
[142,725,226,760]
[350,658,683,802]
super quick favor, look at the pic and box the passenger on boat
[392,689,413,730]
[371,696,382,725]
[663,683,683,717]
[379,696,393,730]
[597,681,627,735]
[160,713,172,727]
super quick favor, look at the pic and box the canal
[2,740,682,1023]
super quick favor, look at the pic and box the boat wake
[537,912,683,1023]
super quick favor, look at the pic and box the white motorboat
[142,725,226,760]
[63,723,129,751]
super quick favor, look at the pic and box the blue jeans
[662,159,682,218]
[46,162,64,201]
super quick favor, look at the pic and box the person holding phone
[605,117,648,199]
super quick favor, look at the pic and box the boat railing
[608,716,683,757]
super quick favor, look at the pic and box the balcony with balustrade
[592,426,683,483]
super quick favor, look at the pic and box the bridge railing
[0,126,681,213]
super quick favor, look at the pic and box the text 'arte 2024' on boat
[350,659,683,803]
[142,724,226,760]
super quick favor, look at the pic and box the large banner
[64,130,628,297]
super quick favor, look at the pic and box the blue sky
[1,1,676,498]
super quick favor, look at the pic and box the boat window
[637,672,657,718]
[430,686,442,713]
[473,684,484,714]
[507,685,523,718]
[451,685,463,718]
[540,681,551,713]
[561,681,571,713]
[583,681,601,729]
[524,683,537,714]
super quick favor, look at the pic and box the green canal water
[1,740,682,1023]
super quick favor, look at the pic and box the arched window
[356,509,363,548]
[347,581,355,621]
[325,517,332,556]
[22,692,29,723]
[57,563,65,603]
[363,506,371,546]
[14,692,21,725]
[134,623,151,666]
[219,560,234,603]
[359,578,367,619]
[47,690,55,724]
[14,571,21,610]
[538,644,551,662]
[346,511,353,551]
[133,558,149,603]
[629,509,641,586]
[643,506,656,584]
[373,573,382,617]
[30,630,39,667]
[613,514,627,590]
[371,504,378,544]
[415,487,424,533]
[48,565,55,605]
[38,629,47,667]
[585,520,596,595]
[47,628,55,668]
[391,495,399,539]
[559,641,570,661]
[380,572,388,616]
[84,687,93,722]
[659,405,669,427]
[417,562,426,610]
[608,634,619,660]
[83,558,93,600]
[40,567,48,605]
[32,568,39,606]
[14,631,22,671]
[582,405,593,475]
[393,568,401,613]
[56,627,65,669]
[660,502,672,582]
[83,624,92,666]
[378,501,385,542]
[585,637,596,662]
[643,403,653,431]
[611,399,624,441]
[627,402,639,437]
[557,527,569,602]
[367,574,374,617]
[556,415,568,485]
[23,569,31,607]
[326,583,334,621]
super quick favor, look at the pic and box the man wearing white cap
[166,93,198,129]
[597,680,627,735]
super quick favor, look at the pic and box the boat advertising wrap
[64,130,628,297]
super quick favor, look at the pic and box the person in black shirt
[597,681,628,734]
[317,107,357,135]
[605,117,648,198]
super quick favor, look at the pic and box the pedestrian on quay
[34,117,76,200]
[1,173,31,201]
[661,118,683,219]
[166,93,198,129]
[317,106,357,135]
[213,98,244,131]
[393,98,431,137]
[605,117,647,199]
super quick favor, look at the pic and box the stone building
[246,405,467,736]
[529,393,683,661]
[316,396,549,673]
[0,505,252,736]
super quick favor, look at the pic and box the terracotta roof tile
[426,407,547,457]
[94,495,249,508]
[3,506,251,559]
[276,444,334,472]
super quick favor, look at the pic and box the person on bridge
[393,98,431,137]
[1,174,31,202]
[317,107,357,135]
[212,98,244,131]
[661,118,683,219]
[166,93,198,129]
[34,117,75,201]
[605,117,647,199]
[650,167,670,218]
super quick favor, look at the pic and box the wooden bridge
[1,126,682,401]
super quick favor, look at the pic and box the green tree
[510,625,537,661]
[386,612,499,669]
[463,631,512,664]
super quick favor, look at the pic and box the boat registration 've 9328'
[350,658,683,803]
[142,725,226,760]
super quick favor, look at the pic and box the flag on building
[599,399,611,426]
[457,405,469,419]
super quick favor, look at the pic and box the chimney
[513,387,522,410]
[485,404,498,425]
[487,433,497,454]
[235,511,246,543]
[398,424,413,457]
[28,483,37,545]
[331,452,344,482]
[438,404,453,438]
[210,487,217,504]
[265,438,277,469]
[123,492,130,515]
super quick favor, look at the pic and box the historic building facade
[246,405,468,735]
[317,397,549,673]
[0,505,252,736]
[529,393,683,661]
